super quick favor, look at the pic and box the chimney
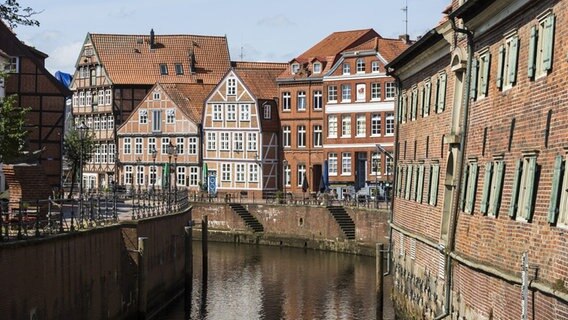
[399,34,410,44]
[189,46,196,73]
[150,29,155,49]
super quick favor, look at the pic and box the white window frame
[371,83,381,101]
[235,164,245,182]
[249,164,259,182]
[124,166,133,185]
[240,104,250,121]
[313,90,323,110]
[341,152,352,175]
[282,92,291,111]
[341,84,351,102]
[284,164,291,186]
[226,104,237,121]
[297,91,306,111]
[227,78,237,96]
[356,84,366,102]
[177,166,186,186]
[371,61,380,73]
[124,138,131,154]
[220,132,230,151]
[356,114,366,137]
[206,132,216,150]
[371,113,381,136]
[297,165,306,187]
[139,109,148,124]
[328,153,338,176]
[247,132,258,151]
[148,137,156,155]
[356,58,365,73]
[386,113,395,136]
[313,62,322,74]
[297,125,306,148]
[233,132,244,151]
[135,137,143,155]
[263,104,271,119]
[342,63,350,75]
[291,63,300,74]
[283,126,291,148]
[385,82,396,100]
[152,110,161,132]
[221,163,231,182]
[161,137,170,155]
[188,137,198,155]
[313,125,322,147]
[189,167,199,186]
[341,115,351,138]
[328,85,338,103]
[176,137,184,154]
[166,109,175,124]
[213,104,223,121]
[328,115,338,138]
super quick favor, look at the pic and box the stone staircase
[326,206,356,240]
[228,203,264,233]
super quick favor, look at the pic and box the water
[155,242,386,320]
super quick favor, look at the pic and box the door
[355,152,367,191]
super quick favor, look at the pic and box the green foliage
[0,0,40,28]
[63,125,95,197]
[0,74,29,163]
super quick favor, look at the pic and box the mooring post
[376,243,384,320]
[202,215,208,281]
[138,237,149,319]
[184,223,193,318]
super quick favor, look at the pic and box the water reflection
[157,242,377,320]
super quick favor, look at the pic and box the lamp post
[151,147,157,190]
[77,121,89,200]
[282,159,288,204]
[166,142,174,208]
[374,155,379,208]
[173,144,178,204]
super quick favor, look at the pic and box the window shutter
[412,91,418,120]
[481,54,491,96]
[459,164,469,211]
[430,164,439,206]
[509,159,522,217]
[508,36,519,84]
[466,163,478,213]
[543,14,556,71]
[402,95,407,123]
[396,166,403,197]
[417,164,425,203]
[480,162,493,214]
[470,58,478,100]
[496,45,505,89]
[438,73,447,112]
[425,83,431,116]
[548,155,564,223]
[397,100,402,123]
[489,161,505,216]
[412,165,419,200]
[405,165,412,200]
[523,157,537,221]
[528,26,537,78]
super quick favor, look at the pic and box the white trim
[323,142,393,149]
[326,101,395,114]
[324,73,389,81]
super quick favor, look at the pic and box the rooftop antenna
[240,46,245,61]
[402,0,408,36]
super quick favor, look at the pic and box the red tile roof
[160,83,215,124]
[233,61,287,100]
[89,33,231,85]
[347,37,412,63]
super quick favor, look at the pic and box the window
[313,125,322,147]
[235,164,245,182]
[429,163,440,206]
[411,88,418,121]
[510,155,538,221]
[356,58,365,73]
[166,109,175,124]
[124,166,133,185]
[460,161,479,214]
[485,160,505,216]
[221,163,231,182]
[247,132,257,151]
[159,64,168,75]
[148,137,156,155]
[313,62,322,74]
[226,104,236,121]
[149,166,157,186]
[313,91,322,110]
[297,165,306,187]
[86,91,92,106]
[72,94,78,107]
[416,164,425,203]
[342,63,350,75]
[189,167,199,186]
[240,104,250,121]
[341,84,351,102]
[423,81,431,116]
[177,166,186,186]
[152,110,161,132]
[405,164,413,200]
[284,164,291,186]
[213,105,223,121]
[385,82,396,100]
[138,109,148,124]
[497,34,519,91]
[297,125,306,148]
[105,89,112,105]
[98,90,104,106]
[356,84,366,102]
[341,115,351,137]
[249,164,259,182]
[342,152,352,175]
[386,157,394,176]
[175,63,184,75]
[233,132,244,151]
[297,91,306,111]
[109,144,116,163]
[283,126,291,147]
[291,63,300,74]
[153,91,161,100]
[371,153,381,175]
[328,153,338,176]
[263,104,271,119]
[435,72,447,113]
[282,92,291,111]
[176,138,184,154]
[94,116,100,131]
[79,92,85,106]
[161,137,170,154]
[371,113,381,136]
[472,52,491,100]
[136,166,144,186]
[107,115,114,129]
[529,13,556,79]
[90,69,96,86]
[227,78,236,96]
[188,137,198,155]
[356,115,366,137]
[328,115,338,138]
[328,85,338,102]
[371,83,381,100]
[372,61,380,73]
[124,138,131,154]
[4,56,18,73]
[135,138,143,154]
[206,132,216,150]
[550,154,568,226]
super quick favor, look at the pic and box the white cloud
[257,15,295,28]
[46,41,83,73]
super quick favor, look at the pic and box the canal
[155,241,392,320]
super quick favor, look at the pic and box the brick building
[70,30,230,190]
[0,21,70,191]
[203,62,286,199]
[388,0,568,318]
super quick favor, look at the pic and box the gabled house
[203,61,286,199]
[70,30,230,190]
[116,83,213,191]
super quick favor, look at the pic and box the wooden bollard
[202,215,208,281]
[184,224,193,318]
[138,237,149,319]
[376,243,384,320]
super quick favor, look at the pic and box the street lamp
[282,159,288,203]
[77,121,89,200]
[151,147,157,190]
[173,144,178,204]
[166,142,174,208]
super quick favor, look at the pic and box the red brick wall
[4,164,53,209]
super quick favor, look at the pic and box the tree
[0,73,29,163]
[63,125,95,198]
[0,0,40,28]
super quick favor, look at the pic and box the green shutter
[405,164,412,200]
[543,14,556,71]
[496,45,505,89]
[523,157,537,221]
[481,54,491,96]
[397,100,402,123]
[397,165,403,197]
[470,58,478,100]
[480,162,493,214]
[508,36,519,84]
[438,73,447,112]
[412,165,419,200]
[402,95,407,123]
[528,26,537,78]
[417,164,425,203]
[459,164,469,211]
[466,163,478,213]
[548,155,564,223]
[412,91,418,121]
[430,164,439,206]
[425,83,431,116]
[489,161,505,216]
[509,159,523,217]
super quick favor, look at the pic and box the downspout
[434,18,474,320]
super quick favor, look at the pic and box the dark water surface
[155,242,382,320]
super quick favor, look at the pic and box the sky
[12,0,450,74]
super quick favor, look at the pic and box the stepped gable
[90,32,231,85]
[232,61,287,100]
[159,83,215,124]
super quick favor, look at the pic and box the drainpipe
[434,18,474,320]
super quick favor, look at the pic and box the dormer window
[175,63,184,75]
[342,63,350,75]
[291,63,300,74]
[372,61,380,72]
[356,59,365,73]
[227,78,236,96]
[159,64,168,75]
[313,62,322,74]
